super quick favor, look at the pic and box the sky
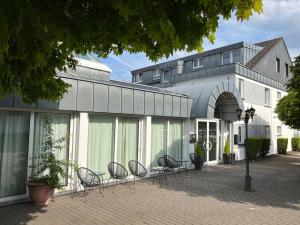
[100,0,300,82]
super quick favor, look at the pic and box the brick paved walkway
[1,152,299,225]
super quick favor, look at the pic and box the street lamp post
[236,106,256,191]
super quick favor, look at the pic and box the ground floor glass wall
[0,111,30,198]
[151,119,183,168]
[33,113,70,185]
[87,116,114,179]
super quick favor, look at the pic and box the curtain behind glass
[87,116,114,179]
[151,119,167,168]
[0,111,30,198]
[33,113,70,184]
[169,120,182,160]
[117,117,138,171]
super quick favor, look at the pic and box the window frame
[276,58,280,73]
[277,126,282,136]
[277,91,282,100]
[153,69,160,80]
[232,49,241,63]
[264,88,271,106]
[193,58,204,69]
[162,69,170,83]
[238,78,244,99]
[285,63,289,77]
[222,51,231,65]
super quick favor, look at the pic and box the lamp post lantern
[236,106,256,191]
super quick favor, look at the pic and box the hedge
[245,137,270,160]
[277,138,288,154]
[291,137,300,152]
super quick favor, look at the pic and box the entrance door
[196,119,219,164]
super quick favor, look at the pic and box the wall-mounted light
[189,132,196,143]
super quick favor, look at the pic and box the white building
[0,38,296,205]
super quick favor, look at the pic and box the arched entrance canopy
[166,78,244,121]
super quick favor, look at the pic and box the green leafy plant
[30,117,67,189]
[291,137,300,152]
[260,138,271,157]
[195,142,204,159]
[246,137,260,160]
[0,1,262,103]
[277,138,288,154]
[224,141,230,155]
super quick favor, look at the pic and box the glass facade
[0,111,30,198]
[87,116,114,179]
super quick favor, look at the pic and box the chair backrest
[189,153,195,165]
[157,157,167,167]
[77,167,100,187]
[128,160,147,177]
[108,162,128,179]
[164,155,180,168]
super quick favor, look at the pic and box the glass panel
[169,120,182,160]
[33,113,70,185]
[87,115,114,179]
[0,111,30,198]
[151,119,167,167]
[163,70,170,82]
[223,52,231,64]
[209,122,217,161]
[232,49,241,63]
[198,121,207,162]
[116,117,138,172]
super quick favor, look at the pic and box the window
[163,70,170,82]
[285,63,289,77]
[265,88,270,106]
[116,117,139,172]
[277,91,281,100]
[277,126,282,136]
[222,52,231,65]
[151,119,167,167]
[0,111,30,198]
[238,79,244,98]
[87,116,114,179]
[151,119,183,167]
[232,49,241,63]
[193,58,204,68]
[276,58,280,73]
[170,67,177,76]
[264,126,270,138]
[33,113,70,185]
[238,125,243,144]
[135,73,142,83]
[153,69,160,79]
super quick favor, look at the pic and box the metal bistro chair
[72,167,103,199]
[164,155,186,177]
[128,160,147,189]
[107,162,129,192]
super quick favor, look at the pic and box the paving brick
[0,152,299,225]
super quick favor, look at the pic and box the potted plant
[28,117,66,206]
[223,141,231,164]
[194,142,204,170]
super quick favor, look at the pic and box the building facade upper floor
[131,37,292,89]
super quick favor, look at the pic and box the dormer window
[193,58,204,69]
[232,49,241,63]
[135,73,142,83]
[222,52,231,64]
[162,70,170,82]
[276,58,280,73]
[153,69,160,80]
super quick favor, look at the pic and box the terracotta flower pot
[28,183,54,206]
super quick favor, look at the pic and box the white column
[77,113,89,167]
[145,116,152,172]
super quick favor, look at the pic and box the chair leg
[72,183,81,198]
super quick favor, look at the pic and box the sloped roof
[245,37,283,69]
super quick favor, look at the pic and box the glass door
[196,119,219,164]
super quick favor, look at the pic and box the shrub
[291,137,300,152]
[224,141,230,155]
[277,138,288,154]
[195,142,204,159]
[246,137,261,160]
[260,138,271,157]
